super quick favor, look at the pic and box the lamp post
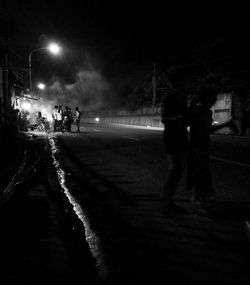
[28,43,61,95]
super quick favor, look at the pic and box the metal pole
[28,48,47,96]
[152,63,157,105]
[29,52,32,95]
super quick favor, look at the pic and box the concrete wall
[82,92,250,135]
[100,115,164,128]
[82,114,164,128]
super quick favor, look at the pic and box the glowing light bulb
[37,83,46,90]
[47,43,61,55]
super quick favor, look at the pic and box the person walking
[186,86,233,204]
[161,88,188,213]
[75,107,82,132]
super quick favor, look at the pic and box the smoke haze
[44,68,114,111]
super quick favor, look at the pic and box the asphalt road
[56,122,250,202]
[49,123,250,284]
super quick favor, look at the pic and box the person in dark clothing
[52,105,58,132]
[68,107,73,132]
[161,90,188,212]
[62,106,71,132]
[187,86,233,203]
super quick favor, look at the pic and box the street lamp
[37,82,46,90]
[47,43,61,55]
[28,42,61,94]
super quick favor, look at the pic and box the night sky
[1,1,250,107]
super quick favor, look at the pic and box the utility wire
[0,150,40,208]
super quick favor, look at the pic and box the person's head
[197,86,217,108]
[54,105,58,109]
[76,107,79,111]
[167,66,187,92]
[59,105,62,109]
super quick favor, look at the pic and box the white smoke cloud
[44,68,114,112]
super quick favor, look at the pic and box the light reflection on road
[48,135,107,278]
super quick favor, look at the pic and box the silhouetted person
[68,107,73,132]
[75,107,82,132]
[63,106,72,132]
[187,86,233,203]
[57,105,63,132]
[161,90,188,213]
[62,106,68,132]
[37,111,42,123]
[52,105,58,132]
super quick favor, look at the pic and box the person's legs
[187,146,215,204]
[53,119,56,132]
[76,120,80,132]
[54,120,58,131]
[63,120,67,132]
[186,148,196,192]
[162,151,186,208]
[194,149,214,201]
[58,120,63,132]
[186,147,203,202]
[66,120,70,132]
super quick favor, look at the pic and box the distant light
[95,117,100,122]
[37,83,46,90]
[213,121,219,125]
[21,102,31,111]
[47,42,61,55]
[146,125,151,128]
[44,115,53,122]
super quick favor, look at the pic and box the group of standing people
[161,84,234,214]
[52,105,82,133]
